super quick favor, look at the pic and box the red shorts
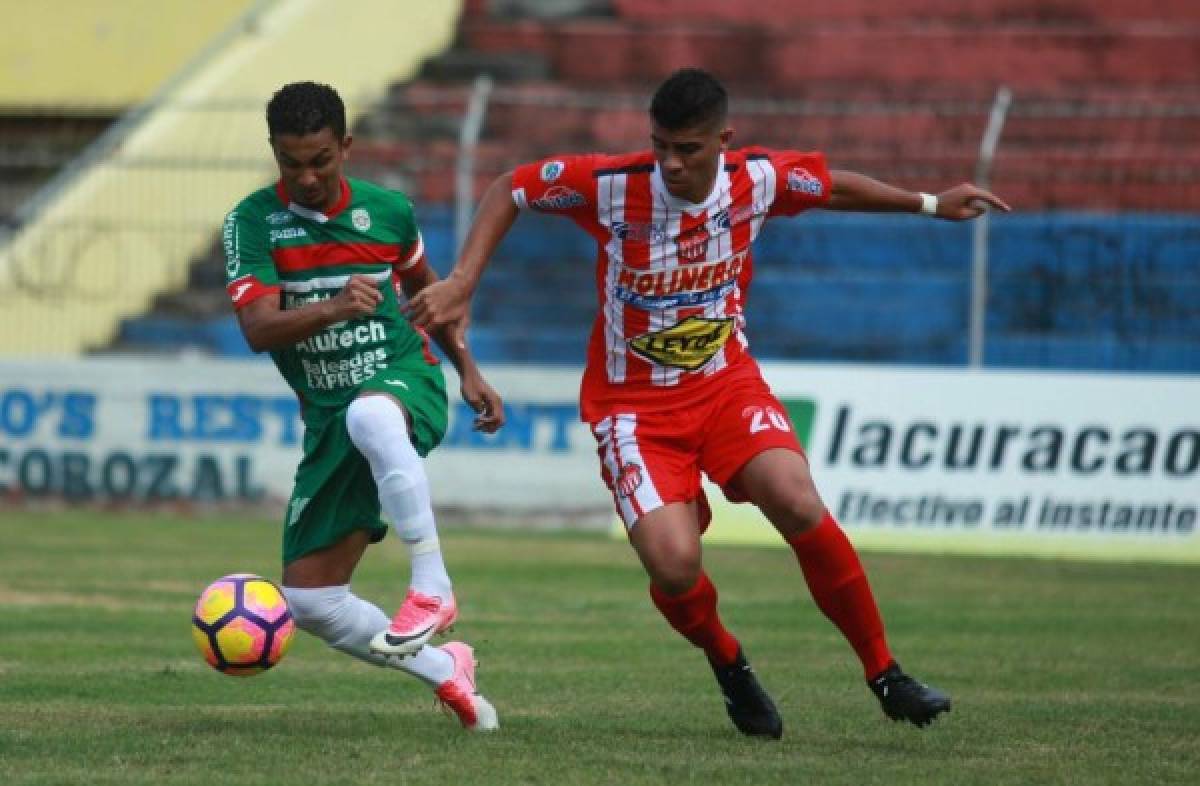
[588,371,803,528]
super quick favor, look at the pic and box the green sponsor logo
[780,397,817,450]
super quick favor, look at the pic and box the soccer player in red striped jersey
[407,69,1010,737]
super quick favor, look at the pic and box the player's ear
[340,134,354,159]
[719,127,734,150]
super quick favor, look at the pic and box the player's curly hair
[650,68,728,131]
[266,81,346,140]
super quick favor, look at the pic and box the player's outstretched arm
[401,262,505,433]
[236,274,382,352]
[827,170,1011,220]
[403,171,520,347]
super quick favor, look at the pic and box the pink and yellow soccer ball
[191,573,295,676]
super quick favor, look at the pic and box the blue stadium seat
[986,333,1200,372]
[457,324,508,364]
[133,213,1192,370]
[115,315,257,356]
[115,316,212,351]
[207,317,256,357]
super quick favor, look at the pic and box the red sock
[649,572,740,667]
[787,512,893,679]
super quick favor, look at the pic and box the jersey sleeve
[510,155,599,222]
[390,192,427,277]
[222,203,280,310]
[763,150,833,217]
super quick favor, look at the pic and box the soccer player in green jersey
[222,81,500,730]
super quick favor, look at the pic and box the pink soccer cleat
[435,641,499,731]
[370,590,458,656]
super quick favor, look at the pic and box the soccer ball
[191,573,295,676]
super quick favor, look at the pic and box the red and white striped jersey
[510,147,831,421]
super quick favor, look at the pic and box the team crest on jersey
[540,160,565,182]
[676,225,710,264]
[787,167,824,196]
[351,208,371,231]
[266,210,293,225]
[615,462,644,498]
[628,315,734,371]
[531,185,586,210]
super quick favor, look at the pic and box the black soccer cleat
[868,661,952,728]
[709,649,783,739]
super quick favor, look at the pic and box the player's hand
[403,276,471,340]
[461,370,505,433]
[329,274,383,320]
[934,184,1011,220]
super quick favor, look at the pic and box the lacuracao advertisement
[1,358,1195,561]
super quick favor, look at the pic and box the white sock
[345,395,452,600]
[282,585,453,687]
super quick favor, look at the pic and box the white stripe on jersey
[747,156,776,241]
[704,181,736,377]
[651,191,681,387]
[597,172,628,383]
[279,269,391,293]
[287,202,330,224]
[395,231,425,271]
[594,414,663,527]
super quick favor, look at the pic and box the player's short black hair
[266,81,346,140]
[650,68,728,131]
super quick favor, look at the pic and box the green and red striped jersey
[222,176,436,410]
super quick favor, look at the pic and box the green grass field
[1,511,1197,785]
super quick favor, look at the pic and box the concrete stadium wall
[0,1,255,108]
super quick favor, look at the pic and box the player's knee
[650,556,702,595]
[776,488,825,533]
[345,395,408,458]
